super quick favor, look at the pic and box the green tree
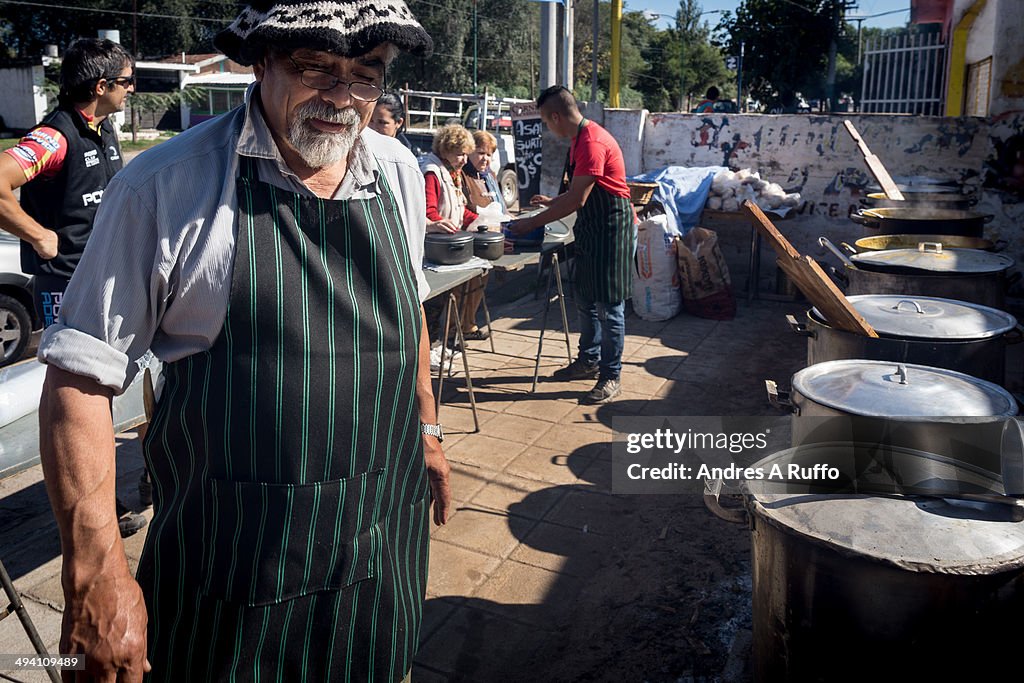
[714,0,848,107]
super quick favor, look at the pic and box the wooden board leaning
[741,200,878,337]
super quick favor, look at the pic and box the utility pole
[591,0,599,101]
[737,41,745,112]
[563,0,574,91]
[473,0,478,92]
[610,0,622,106]
[131,0,138,144]
[540,2,557,89]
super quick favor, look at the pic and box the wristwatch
[421,422,445,443]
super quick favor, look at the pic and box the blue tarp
[630,166,727,235]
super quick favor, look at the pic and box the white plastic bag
[468,201,513,230]
[632,214,682,321]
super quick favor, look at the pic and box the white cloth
[38,84,430,393]
[422,255,493,273]
[419,153,466,224]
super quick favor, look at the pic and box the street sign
[725,56,738,70]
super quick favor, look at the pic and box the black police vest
[19,105,123,278]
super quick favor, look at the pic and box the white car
[0,231,37,367]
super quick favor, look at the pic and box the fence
[860,31,948,115]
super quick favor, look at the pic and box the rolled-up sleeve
[392,161,429,302]
[38,177,167,394]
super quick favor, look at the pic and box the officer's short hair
[60,38,135,104]
[536,85,579,117]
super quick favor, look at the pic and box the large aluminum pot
[424,232,474,265]
[788,295,1020,384]
[739,453,1024,680]
[861,191,977,211]
[703,440,1024,681]
[767,359,1018,473]
[850,207,994,237]
[820,238,1012,309]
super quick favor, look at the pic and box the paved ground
[0,283,819,682]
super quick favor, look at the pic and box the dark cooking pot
[861,191,977,211]
[850,207,994,237]
[820,237,1012,309]
[472,228,505,260]
[705,441,1024,681]
[424,232,474,265]
[766,359,1018,472]
[787,295,1020,384]
[851,233,1002,252]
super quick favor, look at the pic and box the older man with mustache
[35,2,450,681]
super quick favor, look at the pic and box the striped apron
[565,130,635,303]
[138,155,429,682]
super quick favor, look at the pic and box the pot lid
[747,444,1024,572]
[425,231,474,245]
[473,230,505,244]
[791,360,1019,417]
[812,295,1017,339]
[850,246,1013,273]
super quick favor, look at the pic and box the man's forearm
[0,189,50,243]
[39,366,129,589]
[416,307,439,426]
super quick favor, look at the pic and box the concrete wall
[0,65,47,131]
[541,105,1024,287]
[960,0,996,65]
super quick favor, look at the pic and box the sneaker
[116,498,148,538]
[581,378,622,405]
[429,345,462,373]
[138,470,153,508]
[552,358,600,381]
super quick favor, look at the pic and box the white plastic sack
[468,201,513,230]
[632,214,682,321]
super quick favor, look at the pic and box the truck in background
[399,89,530,210]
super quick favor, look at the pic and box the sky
[630,0,912,31]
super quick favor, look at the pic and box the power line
[0,0,231,23]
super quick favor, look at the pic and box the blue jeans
[576,295,626,381]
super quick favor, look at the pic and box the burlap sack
[676,227,736,320]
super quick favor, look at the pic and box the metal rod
[0,560,61,683]
[551,253,572,361]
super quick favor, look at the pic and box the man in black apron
[36,2,450,681]
[507,86,636,405]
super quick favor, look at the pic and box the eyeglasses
[105,76,135,88]
[288,56,384,102]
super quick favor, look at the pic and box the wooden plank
[843,120,905,200]
[742,201,879,337]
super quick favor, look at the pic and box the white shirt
[38,86,429,394]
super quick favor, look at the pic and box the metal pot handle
[1005,324,1024,345]
[703,478,748,525]
[819,236,855,268]
[968,194,979,207]
[786,314,816,338]
[840,241,858,255]
[983,214,995,223]
[827,265,849,288]
[917,242,943,254]
[892,299,925,314]
[848,211,875,227]
[993,239,1008,253]
[765,379,796,413]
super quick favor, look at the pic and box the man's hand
[529,194,552,207]
[427,219,459,234]
[502,219,533,236]
[423,436,451,525]
[62,569,151,683]
[32,230,58,260]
